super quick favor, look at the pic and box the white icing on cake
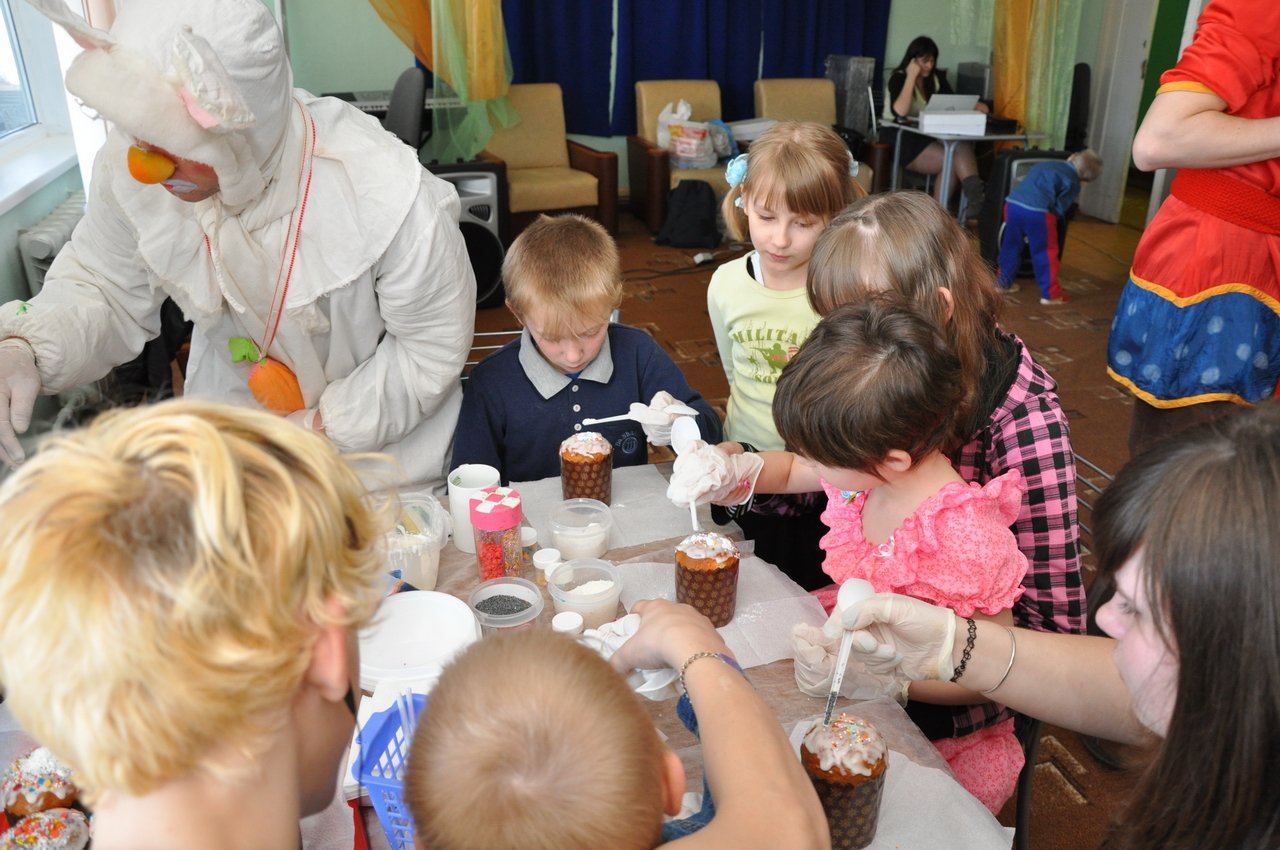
[676,532,740,563]
[2,747,75,809]
[802,714,886,776]
[560,431,612,457]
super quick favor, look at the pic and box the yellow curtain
[994,0,1084,149]
[994,0,1033,127]
[367,0,515,161]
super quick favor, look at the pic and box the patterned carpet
[476,204,1148,849]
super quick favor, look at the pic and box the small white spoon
[823,578,876,726]
[670,416,702,532]
[581,402,699,428]
[580,412,634,426]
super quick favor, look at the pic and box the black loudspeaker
[427,161,508,308]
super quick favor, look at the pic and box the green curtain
[995,0,1084,149]
[368,0,516,163]
[949,0,995,58]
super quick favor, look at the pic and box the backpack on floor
[656,179,721,248]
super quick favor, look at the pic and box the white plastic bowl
[358,591,481,692]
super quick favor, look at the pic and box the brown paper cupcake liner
[809,768,886,850]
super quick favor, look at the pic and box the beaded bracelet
[679,651,744,693]
[949,618,977,683]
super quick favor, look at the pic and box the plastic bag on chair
[656,99,693,150]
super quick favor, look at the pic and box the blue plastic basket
[353,692,427,850]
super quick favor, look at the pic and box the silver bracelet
[679,651,743,693]
[980,626,1017,695]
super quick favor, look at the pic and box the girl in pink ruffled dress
[722,296,1029,812]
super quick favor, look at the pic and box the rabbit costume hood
[35,0,292,207]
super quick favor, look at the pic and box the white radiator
[17,191,86,297]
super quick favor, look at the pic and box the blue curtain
[501,0,892,137]
[501,0,615,136]
[761,0,893,91]
[611,0,762,135]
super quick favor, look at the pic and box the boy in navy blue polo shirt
[997,149,1102,305]
[452,214,721,483]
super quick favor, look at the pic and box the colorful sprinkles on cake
[801,713,886,776]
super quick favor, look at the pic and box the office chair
[384,66,427,150]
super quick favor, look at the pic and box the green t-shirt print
[733,321,806,385]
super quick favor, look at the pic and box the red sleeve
[1160,0,1280,112]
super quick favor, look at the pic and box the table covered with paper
[343,462,1012,849]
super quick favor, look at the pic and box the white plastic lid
[552,611,584,635]
[521,526,538,546]
[532,547,562,571]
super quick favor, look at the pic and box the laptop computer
[923,94,981,113]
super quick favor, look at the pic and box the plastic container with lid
[551,610,585,636]
[468,576,544,634]
[520,526,539,569]
[547,558,622,630]
[386,496,450,590]
[532,547,562,586]
[470,487,524,580]
[550,498,613,560]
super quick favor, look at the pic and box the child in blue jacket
[453,214,721,484]
[997,149,1102,305]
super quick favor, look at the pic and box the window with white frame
[0,0,38,140]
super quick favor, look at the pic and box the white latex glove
[830,593,959,682]
[627,390,697,446]
[666,440,764,507]
[792,623,910,703]
[0,338,39,468]
[285,408,324,433]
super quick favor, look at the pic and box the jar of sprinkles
[470,487,524,581]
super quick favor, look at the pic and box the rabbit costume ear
[22,0,114,50]
[26,0,293,208]
[170,27,256,131]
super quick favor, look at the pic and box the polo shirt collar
[518,328,615,400]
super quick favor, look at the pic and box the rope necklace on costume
[205,97,316,360]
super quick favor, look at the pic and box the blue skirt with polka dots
[1107,194,1280,407]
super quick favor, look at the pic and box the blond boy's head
[408,630,682,850]
[503,214,623,339]
[0,400,389,802]
[1069,148,1103,182]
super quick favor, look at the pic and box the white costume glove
[285,408,324,433]
[0,338,39,468]
[627,391,697,446]
[666,440,764,507]
[792,623,910,703]
[832,593,959,682]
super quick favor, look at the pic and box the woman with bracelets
[833,401,1280,849]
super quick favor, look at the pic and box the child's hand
[609,599,729,673]
[667,441,764,506]
[627,390,698,446]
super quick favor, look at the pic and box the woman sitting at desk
[887,36,988,213]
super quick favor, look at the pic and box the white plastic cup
[447,464,501,554]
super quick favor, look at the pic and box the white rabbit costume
[1,0,475,489]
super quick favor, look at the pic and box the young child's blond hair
[0,400,390,801]
[407,630,669,850]
[503,214,623,339]
[722,121,867,241]
[1068,148,1103,182]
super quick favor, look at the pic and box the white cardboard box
[919,111,986,136]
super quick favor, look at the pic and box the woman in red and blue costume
[1107,0,1280,456]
